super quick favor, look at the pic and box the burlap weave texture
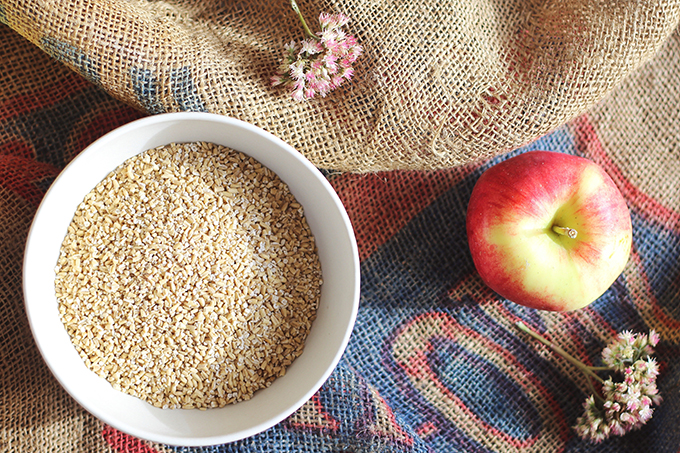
[1,0,679,171]
[4,1,680,452]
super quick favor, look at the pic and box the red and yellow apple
[466,150,632,311]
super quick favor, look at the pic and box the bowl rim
[22,112,360,446]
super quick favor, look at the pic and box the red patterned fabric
[2,20,680,453]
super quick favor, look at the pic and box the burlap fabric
[2,0,680,172]
[4,2,680,453]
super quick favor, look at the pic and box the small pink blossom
[319,12,349,29]
[515,322,662,445]
[601,330,659,372]
[649,330,660,347]
[574,332,662,443]
[272,3,362,101]
[301,39,323,55]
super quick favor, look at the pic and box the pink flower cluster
[574,331,662,443]
[271,12,362,101]
[601,330,660,371]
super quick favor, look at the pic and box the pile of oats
[55,142,322,409]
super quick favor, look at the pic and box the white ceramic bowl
[23,112,360,446]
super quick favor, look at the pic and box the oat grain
[55,142,322,409]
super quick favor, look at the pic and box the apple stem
[552,225,578,239]
[515,322,605,385]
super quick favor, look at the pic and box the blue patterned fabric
[2,19,680,453]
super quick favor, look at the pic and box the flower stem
[584,375,606,405]
[516,321,605,385]
[290,0,319,39]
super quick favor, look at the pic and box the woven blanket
[3,7,680,453]
[2,0,679,172]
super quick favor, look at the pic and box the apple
[466,150,632,311]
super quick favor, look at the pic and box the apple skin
[466,150,632,312]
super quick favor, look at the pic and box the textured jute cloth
[1,0,680,171]
[4,2,680,453]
